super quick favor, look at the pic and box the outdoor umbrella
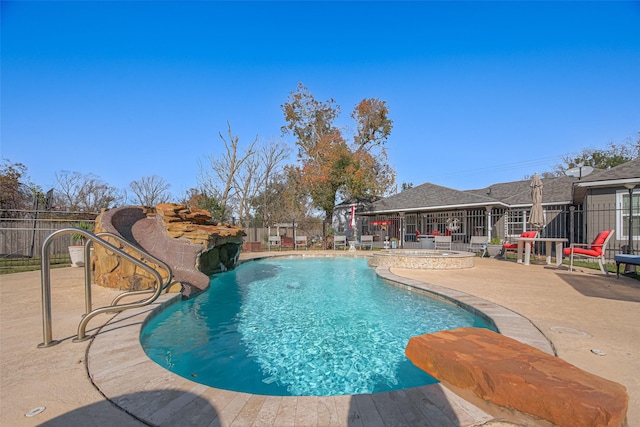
[528,173,545,260]
[529,173,545,230]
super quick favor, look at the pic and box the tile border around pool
[86,253,552,426]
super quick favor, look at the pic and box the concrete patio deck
[1,254,638,426]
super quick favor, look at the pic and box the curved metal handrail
[94,231,173,305]
[39,228,173,347]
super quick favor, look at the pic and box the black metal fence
[2,202,636,271]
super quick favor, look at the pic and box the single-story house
[336,157,639,255]
[350,175,577,246]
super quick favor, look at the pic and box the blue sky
[2,1,639,200]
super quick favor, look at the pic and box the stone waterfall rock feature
[93,204,245,297]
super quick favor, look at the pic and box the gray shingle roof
[360,158,638,215]
[571,157,640,203]
[576,157,640,183]
[468,175,577,206]
[363,182,503,214]
[363,176,577,214]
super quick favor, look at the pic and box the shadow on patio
[38,390,218,427]
[555,271,640,302]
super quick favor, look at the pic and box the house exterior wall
[583,186,639,248]
[585,187,615,205]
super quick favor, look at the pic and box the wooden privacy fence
[1,210,97,269]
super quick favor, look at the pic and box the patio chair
[333,235,347,250]
[294,235,307,250]
[563,230,615,275]
[268,235,281,251]
[434,235,452,250]
[468,236,487,257]
[357,235,374,250]
[502,231,538,256]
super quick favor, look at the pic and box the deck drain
[549,326,592,338]
[25,406,46,417]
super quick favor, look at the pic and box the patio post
[398,212,405,248]
[504,212,509,241]
[569,206,575,245]
[485,207,492,242]
[624,184,636,256]
[623,184,637,274]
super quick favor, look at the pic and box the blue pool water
[140,257,495,396]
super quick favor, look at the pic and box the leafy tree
[400,182,414,192]
[129,175,171,207]
[0,160,40,215]
[555,133,639,174]
[344,98,395,199]
[281,82,340,158]
[281,83,395,225]
[301,130,353,221]
[351,98,393,150]
[181,188,225,221]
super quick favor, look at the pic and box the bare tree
[252,171,289,224]
[233,138,290,220]
[198,123,258,220]
[55,171,122,212]
[129,175,171,207]
[55,171,84,210]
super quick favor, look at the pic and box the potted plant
[69,221,94,267]
[390,237,398,249]
[486,237,503,257]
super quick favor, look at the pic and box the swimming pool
[140,257,495,396]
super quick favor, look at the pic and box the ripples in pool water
[140,257,494,396]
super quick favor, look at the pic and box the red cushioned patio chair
[563,230,615,275]
[502,231,538,256]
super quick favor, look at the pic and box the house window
[617,189,640,241]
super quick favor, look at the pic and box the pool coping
[375,266,555,355]
[86,253,553,425]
